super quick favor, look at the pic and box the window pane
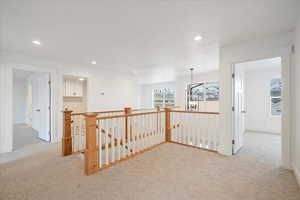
[206,82,219,101]
[271,78,282,97]
[189,83,205,101]
[271,97,281,116]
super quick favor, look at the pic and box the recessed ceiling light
[194,36,202,41]
[32,40,41,45]
[91,61,96,65]
[79,78,85,81]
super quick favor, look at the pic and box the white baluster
[216,115,219,150]
[205,115,209,149]
[149,114,152,147]
[183,113,187,144]
[184,113,188,145]
[117,118,121,160]
[122,117,126,158]
[105,119,109,165]
[128,117,131,156]
[132,116,136,154]
[144,115,148,148]
[136,115,140,153]
[197,114,202,148]
[111,118,115,163]
[194,114,198,146]
[162,112,165,142]
[150,114,153,146]
[172,112,175,142]
[98,120,102,168]
[212,115,218,150]
[141,115,145,150]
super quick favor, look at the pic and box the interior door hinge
[232,140,235,145]
[232,73,235,79]
[291,44,295,54]
[48,81,51,85]
[232,106,235,112]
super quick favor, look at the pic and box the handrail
[71,107,161,116]
[95,111,165,120]
[170,110,219,115]
[132,108,156,112]
[71,110,124,116]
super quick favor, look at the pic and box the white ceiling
[236,57,281,72]
[1,0,298,78]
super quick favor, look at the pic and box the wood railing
[62,108,157,155]
[85,110,166,174]
[62,107,219,175]
[169,110,219,152]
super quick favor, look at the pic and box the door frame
[13,68,52,143]
[231,64,246,154]
[11,64,56,147]
[231,56,290,168]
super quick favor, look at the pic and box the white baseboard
[245,129,281,135]
[293,163,300,188]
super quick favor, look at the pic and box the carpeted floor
[0,132,299,200]
[13,124,45,150]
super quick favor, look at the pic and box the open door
[232,65,246,154]
[31,72,51,142]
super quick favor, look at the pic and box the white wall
[88,71,139,111]
[140,82,176,108]
[292,11,300,185]
[59,66,140,111]
[244,67,281,134]
[0,65,13,153]
[219,32,292,169]
[13,78,27,124]
[176,70,219,112]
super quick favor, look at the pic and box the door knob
[35,109,41,112]
[241,110,246,113]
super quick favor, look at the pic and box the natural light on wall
[137,67,176,84]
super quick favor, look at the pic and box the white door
[233,65,246,154]
[31,72,51,142]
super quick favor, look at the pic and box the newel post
[155,106,160,112]
[124,107,132,141]
[165,108,171,142]
[84,113,99,175]
[62,110,72,156]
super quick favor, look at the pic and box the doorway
[13,69,51,150]
[232,57,282,166]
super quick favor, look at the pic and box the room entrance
[232,57,282,166]
[13,69,51,150]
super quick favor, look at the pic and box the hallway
[0,138,299,200]
[13,124,45,150]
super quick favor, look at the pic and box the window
[187,82,219,102]
[152,88,175,108]
[270,78,282,116]
[205,82,219,101]
[189,83,205,101]
[186,82,219,110]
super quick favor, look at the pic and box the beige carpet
[13,124,45,150]
[0,133,299,200]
